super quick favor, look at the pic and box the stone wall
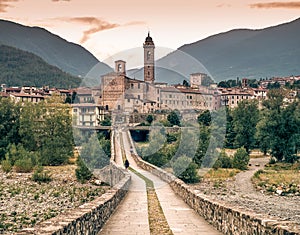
[128,131,300,235]
[17,131,131,235]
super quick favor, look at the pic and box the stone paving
[99,129,222,234]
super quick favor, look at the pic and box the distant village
[1,33,299,127]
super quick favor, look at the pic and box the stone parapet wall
[17,129,130,234]
[17,162,131,235]
[128,131,300,235]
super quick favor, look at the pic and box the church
[72,33,220,127]
[99,32,160,114]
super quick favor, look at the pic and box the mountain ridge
[0,44,81,88]
[157,17,300,83]
[0,20,111,77]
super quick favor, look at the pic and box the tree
[197,110,211,126]
[172,155,200,183]
[232,100,259,153]
[75,156,92,183]
[146,114,154,125]
[80,133,110,170]
[167,110,181,126]
[182,80,190,87]
[257,89,299,162]
[224,107,236,148]
[40,102,73,165]
[232,147,249,170]
[0,98,21,160]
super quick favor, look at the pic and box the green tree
[213,149,232,169]
[40,103,73,165]
[258,89,299,162]
[0,98,21,160]
[224,107,236,148]
[232,147,249,170]
[172,155,200,183]
[167,110,181,126]
[197,110,211,126]
[75,156,92,183]
[80,133,110,170]
[232,100,259,153]
[146,114,154,125]
[182,80,190,87]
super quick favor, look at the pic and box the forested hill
[158,17,300,82]
[0,20,111,77]
[0,45,81,88]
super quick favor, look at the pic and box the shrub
[1,159,12,173]
[213,150,233,169]
[32,166,52,183]
[14,158,33,173]
[232,147,250,170]
[75,157,92,183]
[172,156,200,183]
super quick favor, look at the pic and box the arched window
[118,64,122,72]
[147,51,151,60]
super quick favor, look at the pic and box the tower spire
[143,32,155,83]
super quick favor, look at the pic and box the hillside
[157,17,300,83]
[0,20,111,77]
[0,45,82,88]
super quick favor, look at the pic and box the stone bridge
[18,127,300,235]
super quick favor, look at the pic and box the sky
[1,0,300,63]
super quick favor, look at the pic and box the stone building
[99,33,158,114]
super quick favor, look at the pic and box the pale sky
[1,0,300,62]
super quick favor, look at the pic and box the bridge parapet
[127,130,300,235]
[17,130,131,235]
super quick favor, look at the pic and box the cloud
[59,17,146,43]
[66,17,119,43]
[0,0,18,13]
[249,1,300,9]
[216,3,232,8]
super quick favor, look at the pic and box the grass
[252,162,300,195]
[203,168,240,181]
[129,167,173,235]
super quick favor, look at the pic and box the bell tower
[143,32,155,83]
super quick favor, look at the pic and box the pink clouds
[250,1,300,9]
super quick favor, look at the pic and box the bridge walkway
[99,129,222,234]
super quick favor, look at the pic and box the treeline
[222,88,299,163]
[0,96,74,173]
[218,78,300,89]
[0,45,81,88]
[137,88,299,183]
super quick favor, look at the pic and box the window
[127,99,130,102]
[118,105,121,110]
[147,51,151,60]
[138,95,140,100]
[148,71,150,76]
[73,109,77,113]
[131,84,134,89]
[118,64,122,72]
[138,83,140,89]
